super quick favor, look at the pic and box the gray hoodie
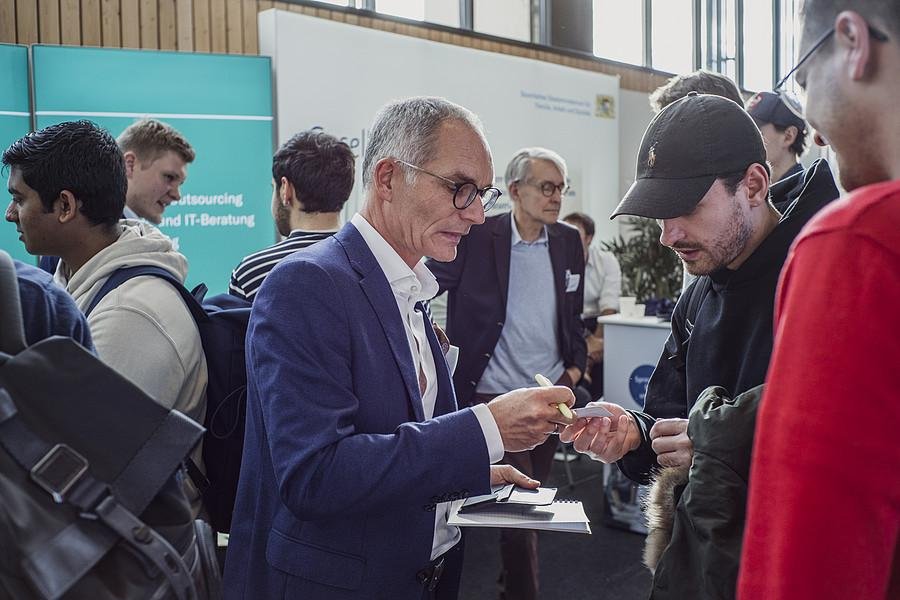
[55,220,207,425]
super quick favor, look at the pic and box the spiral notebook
[447,498,591,534]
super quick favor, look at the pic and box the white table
[598,314,670,412]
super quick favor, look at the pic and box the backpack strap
[84,265,207,324]
[0,388,198,600]
[0,251,27,355]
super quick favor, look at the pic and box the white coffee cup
[633,303,646,318]
[619,296,636,317]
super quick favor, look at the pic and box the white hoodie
[56,221,207,425]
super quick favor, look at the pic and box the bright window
[742,0,774,91]
[650,0,693,74]
[593,0,644,65]
[474,0,531,42]
[375,0,425,21]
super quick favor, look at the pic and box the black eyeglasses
[520,180,569,198]
[775,24,889,91]
[395,160,502,212]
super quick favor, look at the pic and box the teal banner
[32,45,275,294]
[0,44,33,264]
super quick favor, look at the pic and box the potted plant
[601,217,682,316]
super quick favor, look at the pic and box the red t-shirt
[738,180,900,599]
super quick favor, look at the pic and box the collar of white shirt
[350,213,439,303]
[511,217,549,247]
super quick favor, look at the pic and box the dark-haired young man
[744,91,828,213]
[228,130,355,301]
[746,91,808,185]
[3,120,206,431]
[560,94,837,598]
[740,1,900,597]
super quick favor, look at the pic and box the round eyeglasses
[522,180,569,197]
[395,160,502,212]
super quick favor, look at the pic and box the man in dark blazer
[222,99,575,600]
[428,147,587,600]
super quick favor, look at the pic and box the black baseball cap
[611,92,767,220]
[745,91,806,132]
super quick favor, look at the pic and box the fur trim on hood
[642,465,689,573]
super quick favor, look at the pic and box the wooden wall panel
[175,0,191,49]
[158,0,176,49]
[139,0,157,48]
[1,0,668,93]
[59,0,80,43]
[100,0,120,46]
[15,0,38,44]
[241,0,256,54]
[80,0,101,45]
[209,0,225,52]
[225,0,240,53]
[38,0,60,43]
[0,0,16,43]
[192,0,209,51]
[121,0,139,46]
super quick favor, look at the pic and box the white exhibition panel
[259,10,620,241]
[599,315,670,412]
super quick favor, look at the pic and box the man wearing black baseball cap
[746,90,808,183]
[745,90,840,213]
[560,92,836,598]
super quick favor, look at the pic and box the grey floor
[458,451,652,600]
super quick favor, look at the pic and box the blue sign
[628,364,655,408]
[0,44,33,264]
[31,45,274,294]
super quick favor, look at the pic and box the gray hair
[504,147,568,188]
[362,96,486,189]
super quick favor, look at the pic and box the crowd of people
[1,0,898,598]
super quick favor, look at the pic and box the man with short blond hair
[117,118,195,224]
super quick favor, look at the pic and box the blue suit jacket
[223,223,492,599]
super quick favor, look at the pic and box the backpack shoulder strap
[84,265,207,324]
[0,250,27,355]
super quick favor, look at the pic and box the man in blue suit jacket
[223,97,575,600]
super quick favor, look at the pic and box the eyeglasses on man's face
[775,23,889,95]
[395,159,502,212]
[521,180,569,198]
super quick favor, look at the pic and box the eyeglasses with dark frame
[395,159,502,212]
[775,24,889,91]
[519,179,569,198]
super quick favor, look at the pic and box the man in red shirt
[738,2,900,599]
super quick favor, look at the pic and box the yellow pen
[534,373,573,419]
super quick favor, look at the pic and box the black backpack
[0,251,217,599]
[85,266,251,534]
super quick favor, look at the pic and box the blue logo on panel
[628,365,655,408]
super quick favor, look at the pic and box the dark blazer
[222,223,492,599]
[428,212,587,407]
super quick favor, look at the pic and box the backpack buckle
[30,443,89,504]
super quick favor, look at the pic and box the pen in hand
[534,373,573,419]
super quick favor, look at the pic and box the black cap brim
[610,175,717,220]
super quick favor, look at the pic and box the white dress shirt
[583,244,622,317]
[351,213,504,559]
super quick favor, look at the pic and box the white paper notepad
[447,499,591,534]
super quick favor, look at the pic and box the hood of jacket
[56,220,188,309]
